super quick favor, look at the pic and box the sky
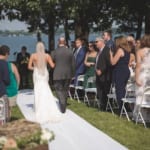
[0,19,28,31]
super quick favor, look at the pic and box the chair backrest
[125,83,135,98]
[85,76,96,89]
[109,84,116,94]
[76,75,85,86]
[141,86,150,105]
[0,98,5,121]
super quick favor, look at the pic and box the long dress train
[33,67,63,124]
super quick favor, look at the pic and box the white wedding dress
[33,66,63,124]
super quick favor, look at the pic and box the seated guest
[0,45,10,122]
[16,46,30,89]
[83,41,97,88]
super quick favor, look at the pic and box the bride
[28,42,63,124]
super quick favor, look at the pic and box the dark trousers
[54,79,70,113]
[19,70,29,89]
[96,79,111,111]
[115,76,129,112]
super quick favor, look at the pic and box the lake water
[0,32,99,61]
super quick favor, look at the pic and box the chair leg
[68,90,73,100]
[94,96,99,108]
[74,89,81,103]
[106,98,114,115]
[120,102,130,121]
[136,112,147,128]
[84,93,90,106]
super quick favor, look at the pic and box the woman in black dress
[110,36,131,111]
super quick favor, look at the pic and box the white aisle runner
[17,89,128,150]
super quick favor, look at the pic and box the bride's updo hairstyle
[36,42,46,75]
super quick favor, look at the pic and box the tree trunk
[145,12,150,34]
[48,19,55,53]
[74,18,89,42]
[136,14,143,40]
[64,18,70,47]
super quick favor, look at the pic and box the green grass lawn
[12,99,150,150]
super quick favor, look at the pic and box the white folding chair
[106,84,117,115]
[68,78,75,100]
[0,98,6,125]
[136,86,150,128]
[84,76,98,107]
[120,83,136,121]
[74,75,85,103]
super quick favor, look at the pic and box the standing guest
[103,30,115,51]
[74,37,86,85]
[133,34,150,121]
[6,50,20,107]
[0,45,10,122]
[71,41,76,53]
[16,46,30,89]
[110,36,131,112]
[95,37,112,111]
[51,37,75,113]
[83,41,97,88]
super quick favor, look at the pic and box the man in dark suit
[74,38,86,85]
[95,37,112,111]
[51,37,75,113]
[16,46,30,89]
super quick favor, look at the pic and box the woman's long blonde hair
[36,42,46,75]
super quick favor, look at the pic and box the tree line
[0,0,150,51]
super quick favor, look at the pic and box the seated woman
[83,41,97,89]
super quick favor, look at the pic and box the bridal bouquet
[40,128,55,145]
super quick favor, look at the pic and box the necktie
[74,48,80,60]
[95,49,101,69]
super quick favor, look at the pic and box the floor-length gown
[33,66,63,124]
[83,56,96,89]
[133,49,150,121]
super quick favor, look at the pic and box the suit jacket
[51,46,75,80]
[75,46,86,76]
[96,46,112,82]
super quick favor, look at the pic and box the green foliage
[11,106,24,121]
[16,130,41,149]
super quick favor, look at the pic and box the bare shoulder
[117,48,124,56]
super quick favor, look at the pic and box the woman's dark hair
[88,41,98,51]
[0,45,10,56]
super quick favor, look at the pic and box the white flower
[40,128,54,144]
[0,136,7,145]
[0,136,7,149]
